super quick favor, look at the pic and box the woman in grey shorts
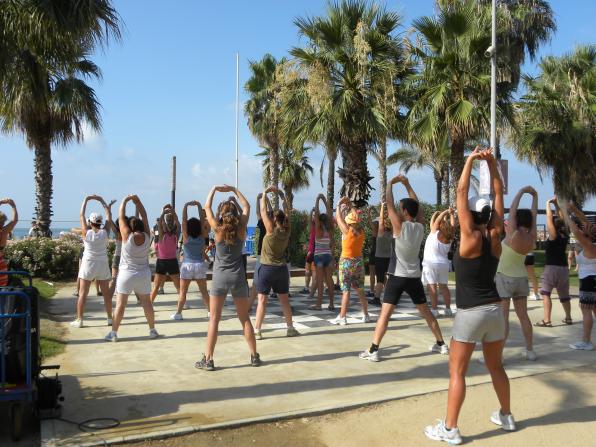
[195,185,260,371]
[425,148,514,445]
[495,186,538,361]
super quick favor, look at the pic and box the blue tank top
[183,236,205,263]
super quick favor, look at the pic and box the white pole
[490,0,497,151]
[235,52,240,189]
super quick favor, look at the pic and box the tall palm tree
[245,54,286,208]
[289,0,408,207]
[0,0,121,236]
[511,45,595,203]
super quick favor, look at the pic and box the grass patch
[32,278,57,299]
[40,318,67,360]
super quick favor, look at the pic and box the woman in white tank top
[105,194,159,342]
[71,195,116,328]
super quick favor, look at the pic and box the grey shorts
[495,272,529,299]
[452,303,505,343]
[210,272,249,298]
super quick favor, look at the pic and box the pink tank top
[156,232,178,259]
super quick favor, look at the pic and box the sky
[2,0,595,228]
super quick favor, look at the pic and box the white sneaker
[183,302,191,310]
[430,343,449,355]
[443,308,453,317]
[424,420,462,445]
[254,329,263,340]
[207,311,211,319]
[70,319,83,328]
[569,341,594,351]
[330,315,347,326]
[149,328,159,339]
[104,331,118,342]
[522,349,537,361]
[490,410,516,431]
[170,313,183,321]
[361,313,371,323]
[533,293,542,301]
[431,308,439,317]
[107,318,113,326]
[359,349,380,362]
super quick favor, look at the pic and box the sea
[12,227,73,240]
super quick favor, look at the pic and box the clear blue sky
[3,0,595,228]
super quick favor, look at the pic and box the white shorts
[422,263,449,285]
[116,270,151,295]
[78,259,111,282]
[180,261,208,280]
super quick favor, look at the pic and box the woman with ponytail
[195,185,260,371]
[150,204,181,302]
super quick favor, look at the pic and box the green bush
[5,237,82,280]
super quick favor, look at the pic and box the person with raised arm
[309,194,336,311]
[425,147,513,445]
[249,193,269,310]
[254,186,299,338]
[369,203,392,306]
[535,197,573,327]
[0,198,18,286]
[329,197,369,325]
[171,201,210,320]
[195,185,260,370]
[561,202,596,351]
[422,208,456,317]
[360,175,446,361]
[150,204,181,302]
[71,195,115,328]
[495,186,538,361]
[105,195,159,342]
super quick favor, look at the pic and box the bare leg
[138,294,155,329]
[513,298,533,351]
[150,273,166,303]
[561,299,572,321]
[98,279,113,319]
[483,339,511,415]
[526,265,538,296]
[580,305,594,343]
[316,265,325,307]
[339,291,350,318]
[357,288,368,315]
[542,293,552,323]
[111,293,129,332]
[369,264,376,293]
[445,340,475,428]
[76,279,92,320]
[325,266,335,306]
[255,293,268,331]
[197,279,210,313]
[428,283,439,309]
[176,279,190,314]
[278,293,294,327]
[234,297,257,355]
[501,299,511,342]
[109,267,118,298]
[416,304,444,342]
[439,283,451,308]
[204,296,225,360]
[170,274,181,295]
[372,303,396,345]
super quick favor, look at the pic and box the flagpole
[235,52,240,189]
[490,0,497,152]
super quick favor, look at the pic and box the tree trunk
[270,144,280,209]
[338,140,372,208]
[442,165,450,207]
[449,134,465,204]
[283,186,294,211]
[378,139,387,203]
[34,140,53,237]
[326,152,336,209]
[434,172,443,208]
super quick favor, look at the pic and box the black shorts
[375,257,390,283]
[524,254,535,266]
[256,264,289,294]
[579,275,596,306]
[383,275,426,305]
[155,258,180,275]
[368,239,376,266]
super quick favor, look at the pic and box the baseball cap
[88,212,103,225]
[468,196,492,213]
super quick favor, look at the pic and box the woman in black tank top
[425,148,515,444]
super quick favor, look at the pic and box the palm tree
[245,54,286,207]
[0,1,121,236]
[289,0,408,207]
[511,45,595,203]
[257,146,314,210]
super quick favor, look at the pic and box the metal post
[235,52,240,189]
[171,156,176,209]
[490,0,497,152]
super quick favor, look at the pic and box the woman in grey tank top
[195,185,260,371]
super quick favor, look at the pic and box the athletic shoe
[424,420,462,445]
[107,318,113,326]
[334,284,341,291]
[104,331,118,342]
[72,290,79,297]
[490,410,516,431]
[368,297,382,306]
[330,315,347,326]
[97,290,103,296]
[522,349,537,361]
[254,329,263,340]
[443,308,453,317]
[286,327,300,337]
[69,319,83,328]
[366,290,374,298]
[250,353,262,367]
[569,341,594,351]
[533,293,542,301]
[149,328,159,339]
[158,287,165,295]
[361,313,371,323]
[183,302,191,310]
[195,355,215,371]
[270,292,278,299]
[170,313,183,321]
[431,308,439,318]
[300,287,310,294]
[359,349,380,362]
[430,343,449,355]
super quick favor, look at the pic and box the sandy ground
[126,365,596,447]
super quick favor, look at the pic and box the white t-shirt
[119,233,151,275]
[577,246,596,279]
[422,231,451,266]
[82,229,108,261]
[388,221,424,278]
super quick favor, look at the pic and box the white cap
[468,196,492,213]
[88,212,103,225]
[373,217,379,223]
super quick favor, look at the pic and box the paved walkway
[42,279,595,446]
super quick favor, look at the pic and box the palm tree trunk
[338,141,372,208]
[270,144,280,209]
[449,134,465,204]
[442,165,450,207]
[326,152,336,209]
[283,186,294,211]
[378,139,387,202]
[435,172,443,208]
[34,140,53,237]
